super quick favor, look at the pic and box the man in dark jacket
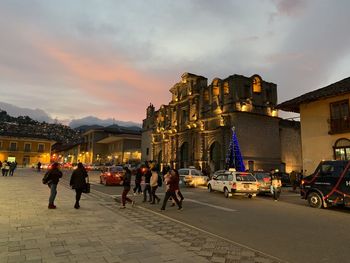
[120,167,133,208]
[143,167,152,202]
[45,162,62,209]
[133,167,143,194]
[70,163,88,209]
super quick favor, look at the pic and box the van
[301,160,350,208]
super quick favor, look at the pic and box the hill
[0,109,81,144]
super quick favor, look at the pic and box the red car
[100,166,125,186]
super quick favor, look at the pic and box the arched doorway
[334,138,350,160]
[180,142,189,168]
[210,142,221,171]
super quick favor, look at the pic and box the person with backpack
[43,162,62,209]
[150,166,161,204]
[120,166,134,209]
[70,163,88,209]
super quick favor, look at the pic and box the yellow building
[277,77,350,174]
[0,135,55,166]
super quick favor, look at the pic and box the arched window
[224,82,229,95]
[252,76,262,93]
[333,138,350,160]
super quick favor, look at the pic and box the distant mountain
[69,116,141,129]
[0,102,54,123]
[0,102,142,129]
[75,124,142,133]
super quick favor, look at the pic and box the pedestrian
[133,166,143,194]
[43,162,62,209]
[290,170,297,192]
[271,173,282,201]
[143,166,152,203]
[2,161,9,176]
[37,161,42,172]
[171,168,184,207]
[161,169,182,211]
[150,166,161,204]
[9,161,17,176]
[120,166,134,208]
[70,162,88,209]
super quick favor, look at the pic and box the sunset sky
[1,0,350,123]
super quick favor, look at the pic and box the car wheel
[224,187,229,198]
[208,184,212,192]
[307,192,323,208]
[248,194,253,199]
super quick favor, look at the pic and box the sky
[1,0,350,124]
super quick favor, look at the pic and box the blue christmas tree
[225,127,245,172]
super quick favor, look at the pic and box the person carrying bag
[70,163,88,209]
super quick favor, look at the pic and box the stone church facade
[142,73,301,173]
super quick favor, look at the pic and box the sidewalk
[0,169,207,263]
[0,169,283,263]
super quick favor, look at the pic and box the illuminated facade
[142,72,302,173]
[0,135,54,166]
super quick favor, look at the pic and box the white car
[207,170,259,198]
[178,168,208,187]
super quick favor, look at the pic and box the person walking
[171,168,184,207]
[161,169,182,211]
[133,166,143,194]
[143,166,152,203]
[37,161,42,172]
[120,166,134,208]
[44,162,62,209]
[2,161,9,176]
[70,162,88,209]
[150,166,161,204]
[271,174,282,201]
[9,161,17,176]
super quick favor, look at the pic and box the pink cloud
[272,0,308,17]
[32,37,167,101]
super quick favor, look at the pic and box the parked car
[207,170,259,198]
[100,166,125,186]
[253,171,272,194]
[301,160,350,208]
[275,172,291,186]
[178,168,208,187]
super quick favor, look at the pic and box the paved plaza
[0,169,283,263]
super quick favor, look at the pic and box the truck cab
[301,160,350,208]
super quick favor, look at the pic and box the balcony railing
[329,117,350,134]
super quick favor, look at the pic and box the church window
[224,82,229,95]
[253,76,262,93]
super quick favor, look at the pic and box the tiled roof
[277,77,350,113]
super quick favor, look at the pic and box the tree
[225,127,245,172]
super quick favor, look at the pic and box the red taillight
[107,172,111,176]
[231,183,237,190]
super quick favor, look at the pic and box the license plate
[244,184,249,189]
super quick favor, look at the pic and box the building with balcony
[0,134,55,166]
[142,72,302,173]
[277,76,350,174]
